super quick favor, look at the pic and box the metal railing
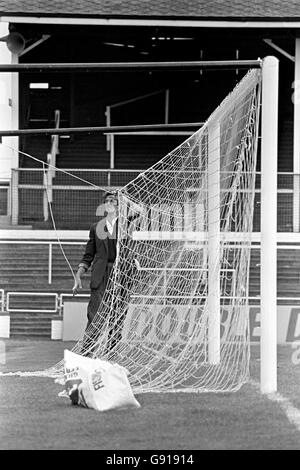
[6,292,59,313]
[58,293,90,317]
[0,180,10,217]
[10,168,142,228]
[1,240,300,315]
[0,239,84,285]
[5,291,89,317]
[8,169,297,232]
[1,239,300,293]
[105,89,170,156]
[105,131,192,179]
[3,290,300,318]
[0,289,4,312]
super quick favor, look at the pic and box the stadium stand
[0,2,299,342]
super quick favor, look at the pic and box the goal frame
[0,57,278,393]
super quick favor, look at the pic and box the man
[72,191,119,328]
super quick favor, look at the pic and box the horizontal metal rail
[59,293,90,301]
[6,292,58,313]
[129,295,300,303]
[130,295,248,299]
[11,167,259,174]
[0,122,204,137]
[0,240,85,244]
[0,60,262,73]
[1,240,300,249]
[134,262,235,272]
[58,293,90,316]
[17,184,102,190]
[105,131,193,135]
[13,167,145,172]
[15,184,264,193]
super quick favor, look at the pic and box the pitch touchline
[251,380,300,433]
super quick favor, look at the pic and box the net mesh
[5,69,262,393]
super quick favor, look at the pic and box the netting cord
[41,162,76,282]
[2,144,105,190]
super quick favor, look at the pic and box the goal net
[16,69,262,393]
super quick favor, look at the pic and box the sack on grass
[59,349,140,411]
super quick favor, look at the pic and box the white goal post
[260,56,279,394]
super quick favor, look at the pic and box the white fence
[6,292,59,313]
[4,291,89,316]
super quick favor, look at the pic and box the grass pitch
[0,339,300,450]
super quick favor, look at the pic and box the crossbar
[0,60,262,72]
[0,122,204,137]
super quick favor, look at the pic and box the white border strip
[2,16,300,28]
[251,381,300,432]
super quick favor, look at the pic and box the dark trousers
[82,257,135,355]
[105,255,137,353]
[80,262,113,355]
[86,262,114,328]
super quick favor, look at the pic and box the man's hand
[72,274,82,296]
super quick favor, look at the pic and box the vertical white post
[293,39,300,232]
[48,242,52,284]
[51,108,60,178]
[207,122,221,364]
[11,168,19,225]
[261,56,279,394]
[11,53,19,171]
[43,169,49,222]
[0,23,19,224]
[47,154,53,204]
[7,180,11,216]
[110,134,115,169]
[0,27,13,179]
[108,134,114,187]
[105,106,111,151]
[165,89,169,124]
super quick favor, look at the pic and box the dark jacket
[79,218,118,289]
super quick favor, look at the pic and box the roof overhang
[2,16,300,29]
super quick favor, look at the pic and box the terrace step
[10,330,51,338]
[9,311,56,338]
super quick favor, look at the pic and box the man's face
[104,196,118,214]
